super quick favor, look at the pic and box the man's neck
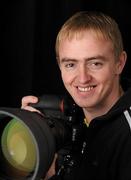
[83,86,124,124]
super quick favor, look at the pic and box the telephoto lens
[0,108,55,180]
[0,95,80,180]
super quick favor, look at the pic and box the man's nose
[78,66,91,83]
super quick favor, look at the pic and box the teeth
[78,86,93,92]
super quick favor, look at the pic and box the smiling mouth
[78,86,95,92]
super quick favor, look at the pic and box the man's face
[58,31,125,111]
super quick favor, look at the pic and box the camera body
[34,94,87,178]
[0,94,87,180]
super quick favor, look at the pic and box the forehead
[58,30,113,58]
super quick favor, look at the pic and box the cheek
[96,68,115,84]
[61,69,75,84]
[61,71,70,85]
[101,70,116,86]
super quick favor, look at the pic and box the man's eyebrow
[60,58,77,63]
[60,55,106,64]
[85,55,106,61]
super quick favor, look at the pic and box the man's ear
[116,51,127,75]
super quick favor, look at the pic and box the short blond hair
[55,11,123,61]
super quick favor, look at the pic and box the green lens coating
[1,118,36,173]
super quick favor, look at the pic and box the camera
[0,95,86,180]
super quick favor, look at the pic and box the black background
[1,0,131,107]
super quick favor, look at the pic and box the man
[22,11,131,180]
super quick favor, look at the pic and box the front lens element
[1,118,36,173]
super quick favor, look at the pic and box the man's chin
[73,98,95,108]
[73,100,88,108]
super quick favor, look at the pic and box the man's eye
[88,61,103,69]
[65,63,74,68]
[93,62,102,66]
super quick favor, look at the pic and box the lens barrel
[0,108,55,180]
